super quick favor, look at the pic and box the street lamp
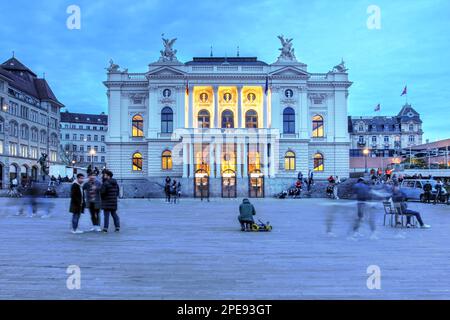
[363,148,370,174]
[89,149,96,167]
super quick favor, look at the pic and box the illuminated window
[198,109,210,128]
[132,152,143,171]
[161,107,173,133]
[245,110,258,128]
[284,151,296,171]
[283,107,295,134]
[162,150,172,170]
[221,110,234,128]
[312,115,324,137]
[313,153,324,171]
[132,114,144,137]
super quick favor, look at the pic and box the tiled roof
[61,111,108,125]
[0,57,63,106]
[185,57,268,66]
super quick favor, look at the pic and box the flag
[185,79,189,95]
[401,86,407,96]
[264,75,269,95]
[374,103,381,112]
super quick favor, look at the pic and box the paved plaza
[0,197,449,300]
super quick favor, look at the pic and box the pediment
[147,66,186,76]
[269,66,309,77]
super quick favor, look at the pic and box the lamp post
[363,148,370,174]
[2,101,10,188]
[89,149,96,168]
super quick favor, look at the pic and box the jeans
[72,213,81,230]
[104,210,120,230]
[403,209,424,226]
[88,203,100,226]
[353,202,375,232]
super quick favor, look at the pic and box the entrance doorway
[31,166,38,182]
[221,169,237,198]
[194,169,209,199]
[248,169,264,198]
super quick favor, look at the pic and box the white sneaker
[71,229,83,234]
[89,227,97,232]
[369,232,379,240]
[96,226,102,232]
[421,224,431,229]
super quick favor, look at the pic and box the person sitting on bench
[392,185,430,229]
[238,198,256,231]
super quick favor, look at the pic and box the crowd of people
[164,176,181,204]
[69,169,120,234]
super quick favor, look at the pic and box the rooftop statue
[159,36,178,62]
[332,59,348,73]
[277,35,297,62]
[106,59,120,72]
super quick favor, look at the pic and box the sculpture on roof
[332,59,348,73]
[277,35,297,62]
[159,35,178,62]
[106,59,120,72]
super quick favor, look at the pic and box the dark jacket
[239,199,256,222]
[69,182,85,214]
[100,178,119,210]
[83,180,102,209]
[352,181,370,201]
[423,182,432,192]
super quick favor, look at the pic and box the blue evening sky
[1,0,449,141]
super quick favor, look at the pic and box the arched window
[198,109,210,128]
[221,110,234,128]
[132,152,143,171]
[132,114,144,137]
[161,150,172,170]
[10,121,18,137]
[313,153,324,171]
[312,115,324,138]
[245,110,258,128]
[31,127,38,142]
[284,151,296,171]
[283,107,295,134]
[40,130,47,144]
[161,107,173,133]
[20,124,29,139]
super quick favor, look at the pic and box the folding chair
[382,201,396,227]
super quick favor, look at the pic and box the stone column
[189,142,195,177]
[243,141,248,177]
[237,85,243,128]
[213,85,219,128]
[269,142,276,177]
[263,90,268,128]
[188,86,194,128]
[215,143,221,177]
[261,143,267,176]
[209,141,215,178]
[236,142,242,178]
[182,142,188,178]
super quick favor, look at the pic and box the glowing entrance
[194,169,209,199]
[248,169,264,198]
[222,169,237,198]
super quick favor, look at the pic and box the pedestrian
[351,178,376,238]
[69,173,85,234]
[423,181,432,203]
[171,179,181,204]
[434,179,444,205]
[333,175,341,200]
[164,176,171,203]
[83,173,102,232]
[238,198,256,231]
[101,170,120,233]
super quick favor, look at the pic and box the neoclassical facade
[0,57,62,188]
[104,36,351,197]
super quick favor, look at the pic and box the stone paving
[0,197,449,300]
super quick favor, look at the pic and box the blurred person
[351,178,376,239]
[83,173,102,232]
[101,170,120,233]
[392,184,430,228]
[434,179,444,205]
[69,173,86,234]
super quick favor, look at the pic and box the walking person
[83,173,102,232]
[69,173,85,234]
[423,181,432,204]
[101,170,120,233]
[171,179,181,204]
[351,178,376,239]
[434,179,444,205]
[164,176,171,203]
